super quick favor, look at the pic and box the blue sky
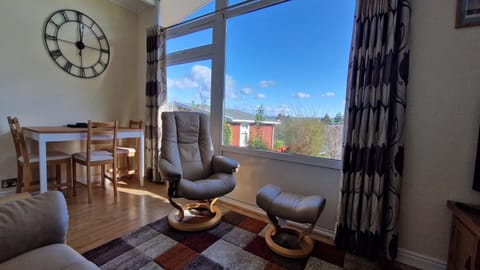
[167,0,355,117]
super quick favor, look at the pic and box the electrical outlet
[1,178,17,189]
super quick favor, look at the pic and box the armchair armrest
[159,159,182,182]
[159,159,183,198]
[212,155,239,174]
[0,191,68,264]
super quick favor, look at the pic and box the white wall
[0,0,139,179]
[223,150,341,234]
[400,0,480,262]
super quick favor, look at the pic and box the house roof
[165,102,280,124]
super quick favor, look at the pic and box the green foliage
[321,114,333,124]
[255,105,265,124]
[273,140,285,149]
[249,104,268,150]
[248,136,269,150]
[223,121,232,145]
[275,115,325,156]
[334,113,343,124]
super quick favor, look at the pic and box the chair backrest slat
[129,120,143,129]
[7,117,30,163]
[87,120,118,162]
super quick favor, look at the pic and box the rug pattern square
[83,211,345,270]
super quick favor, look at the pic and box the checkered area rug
[83,211,345,270]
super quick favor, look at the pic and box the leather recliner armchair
[159,111,239,231]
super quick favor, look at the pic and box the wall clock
[43,9,110,78]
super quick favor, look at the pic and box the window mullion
[210,0,227,155]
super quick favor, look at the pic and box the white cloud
[264,104,291,116]
[241,87,253,95]
[190,65,212,101]
[294,92,311,99]
[258,80,275,88]
[166,77,199,89]
[322,91,335,97]
[167,64,237,101]
[256,93,265,99]
[225,74,237,99]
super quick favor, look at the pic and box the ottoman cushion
[256,184,326,224]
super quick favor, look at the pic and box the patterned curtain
[335,0,410,260]
[145,25,166,183]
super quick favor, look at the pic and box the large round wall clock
[43,9,110,78]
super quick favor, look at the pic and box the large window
[223,1,353,160]
[165,0,353,166]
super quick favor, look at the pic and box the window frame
[165,0,343,170]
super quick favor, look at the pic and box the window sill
[220,145,342,170]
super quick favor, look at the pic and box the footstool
[256,184,326,258]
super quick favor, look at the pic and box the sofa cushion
[0,191,68,263]
[0,243,100,270]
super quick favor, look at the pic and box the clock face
[43,9,110,78]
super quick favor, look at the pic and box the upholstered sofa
[0,191,99,270]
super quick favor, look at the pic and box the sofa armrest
[0,192,31,204]
[0,191,68,263]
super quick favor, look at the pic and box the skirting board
[396,248,447,270]
[220,196,448,270]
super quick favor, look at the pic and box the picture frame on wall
[456,0,480,27]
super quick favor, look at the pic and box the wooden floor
[65,177,172,253]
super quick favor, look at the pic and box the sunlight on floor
[116,184,169,203]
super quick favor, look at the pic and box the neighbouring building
[163,102,280,149]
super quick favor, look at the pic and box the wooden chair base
[168,203,222,232]
[264,225,314,259]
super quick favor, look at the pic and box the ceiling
[109,0,154,14]
[109,0,212,26]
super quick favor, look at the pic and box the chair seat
[18,151,71,163]
[73,151,113,162]
[116,147,136,155]
[177,173,236,200]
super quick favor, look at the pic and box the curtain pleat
[335,0,410,260]
[145,25,166,183]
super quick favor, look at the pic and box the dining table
[22,126,144,193]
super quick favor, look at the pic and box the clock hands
[78,24,84,66]
[79,23,84,43]
[56,37,101,51]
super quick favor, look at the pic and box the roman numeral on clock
[45,34,57,41]
[49,49,62,59]
[79,68,86,78]
[63,62,72,73]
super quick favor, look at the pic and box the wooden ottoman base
[264,225,314,259]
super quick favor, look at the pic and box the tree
[223,121,232,145]
[275,115,325,156]
[321,114,333,124]
[334,113,343,124]
[249,105,269,150]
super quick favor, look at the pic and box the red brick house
[164,102,280,149]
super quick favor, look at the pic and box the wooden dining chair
[7,116,72,194]
[72,120,118,203]
[116,120,142,180]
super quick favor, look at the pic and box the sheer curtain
[145,25,166,183]
[335,0,411,260]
